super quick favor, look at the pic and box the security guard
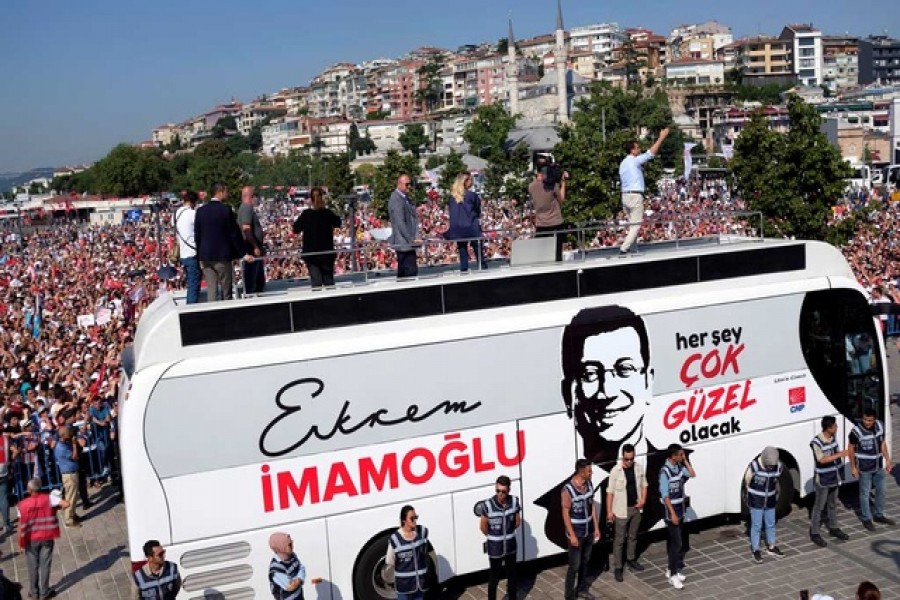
[809,416,851,547]
[562,458,600,600]
[660,443,696,590]
[132,540,181,600]
[744,446,785,562]
[849,408,895,530]
[479,475,522,600]
[384,505,432,600]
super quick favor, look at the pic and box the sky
[1,0,897,174]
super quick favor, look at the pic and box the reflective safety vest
[269,554,304,600]
[851,421,885,473]
[132,561,181,600]
[17,493,60,545]
[746,458,782,510]
[660,462,686,522]
[564,480,595,539]
[482,495,520,558]
[390,525,429,594]
[811,434,843,487]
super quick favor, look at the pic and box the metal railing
[218,210,765,293]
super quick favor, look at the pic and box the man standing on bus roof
[660,443,695,590]
[809,416,851,547]
[618,127,669,256]
[478,475,522,600]
[388,174,420,279]
[744,446,786,563]
[132,539,181,600]
[562,458,601,600]
[383,505,434,600]
[606,443,647,582]
[849,408,894,531]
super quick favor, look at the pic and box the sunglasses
[496,488,509,494]
[409,515,419,521]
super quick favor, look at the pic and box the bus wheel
[353,533,395,600]
[775,469,795,519]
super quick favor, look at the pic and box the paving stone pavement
[0,361,898,599]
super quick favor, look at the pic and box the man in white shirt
[618,128,669,255]
[175,192,200,304]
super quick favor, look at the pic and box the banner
[683,143,697,179]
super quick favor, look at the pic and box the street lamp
[307,165,313,191]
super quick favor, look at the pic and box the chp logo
[788,386,806,413]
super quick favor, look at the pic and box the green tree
[463,104,517,160]
[212,116,238,139]
[399,124,428,158]
[366,110,391,121]
[731,96,851,240]
[483,140,532,203]
[425,154,446,170]
[372,150,421,219]
[348,123,361,160]
[415,58,445,114]
[190,140,246,201]
[552,83,674,223]
[355,163,377,187]
[438,150,467,193]
[324,153,355,197]
[94,145,171,197]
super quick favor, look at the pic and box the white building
[261,118,310,157]
[780,24,824,87]
[664,58,726,86]
[568,22,625,64]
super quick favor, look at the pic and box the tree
[372,150,421,219]
[348,123,361,160]
[212,116,238,139]
[463,104,517,161]
[94,144,171,197]
[497,38,509,55]
[399,123,428,158]
[731,96,851,241]
[552,83,675,223]
[415,58,445,114]
[483,140,532,203]
[425,154,446,170]
[324,153,355,197]
[190,140,246,201]
[438,150,467,193]
[366,110,391,121]
[355,163,377,187]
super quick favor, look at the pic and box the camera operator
[528,156,569,262]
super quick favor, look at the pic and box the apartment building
[307,63,368,120]
[367,60,426,119]
[152,124,179,147]
[238,102,287,137]
[858,36,900,85]
[518,34,559,60]
[203,101,243,130]
[261,118,311,157]
[568,22,624,64]
[665,58,725,86]
[710,105,790,149]
[669,21,733,62]
[731,36,794,85]
[780,24,823,86]
[822,36,859,91]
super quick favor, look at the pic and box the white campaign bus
[120,237,891,600]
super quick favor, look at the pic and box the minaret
[554,0,569,123]
[506,17,520,117]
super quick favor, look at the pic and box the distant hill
[0,167,56,193]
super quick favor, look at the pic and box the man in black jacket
[194,183,248,301]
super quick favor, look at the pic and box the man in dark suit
[388,174,420,279]
[194,183,249,301]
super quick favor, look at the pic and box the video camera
[534,153,565,190]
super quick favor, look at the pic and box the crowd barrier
[7,421,118,503]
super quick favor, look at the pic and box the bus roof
[131,236,852,373]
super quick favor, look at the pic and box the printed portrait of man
[537,305,675,548]
[561,305,654,467]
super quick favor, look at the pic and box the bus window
[799,289,885,422]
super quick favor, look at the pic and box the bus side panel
[516,413,578,561]
[163,520,331,600]
[120,364,173,557]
